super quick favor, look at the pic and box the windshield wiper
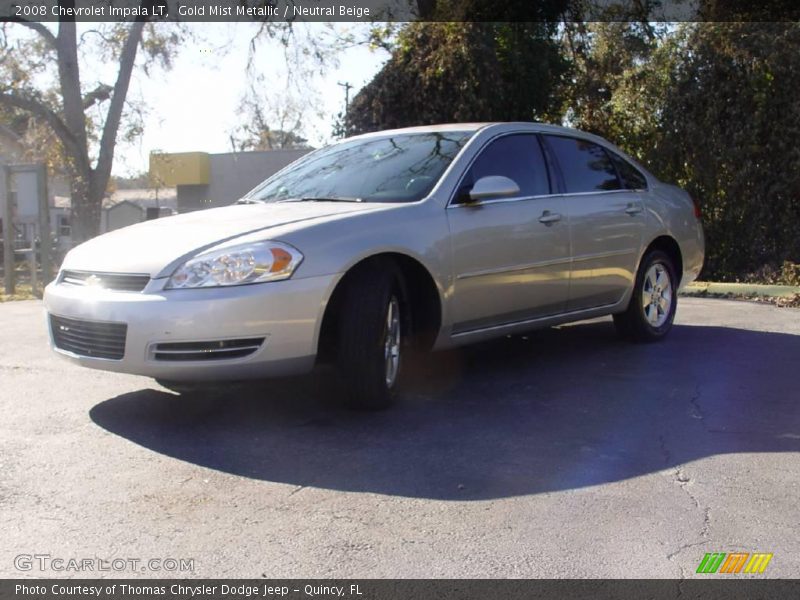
[277,197,364,203]
[238,197,364,204]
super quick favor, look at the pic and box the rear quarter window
[544,136,622,194]
[609,151,649,190]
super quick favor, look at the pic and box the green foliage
[350,18,800,281]
[745,261,800,287]
[568,22,800,280]
[429,0,569,21]
[556,21,799,280]
[346,22,567,134]
[662,24,800,280]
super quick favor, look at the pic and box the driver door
[446,134,571,334]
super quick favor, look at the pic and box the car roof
[345,122,607,143]
[345,123,491,140]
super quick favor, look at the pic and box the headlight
[165,241,303,289]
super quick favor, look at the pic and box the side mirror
[467,175,521,202]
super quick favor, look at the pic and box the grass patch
[681,288,800,308]
[0,283,40,302]
[1,264,49,301]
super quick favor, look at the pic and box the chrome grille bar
[60,270,150,293]
[151,338,265,362]
[50,315,127,360]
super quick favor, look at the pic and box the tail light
[691,197,702,220]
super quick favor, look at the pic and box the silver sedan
[44,123,704,409]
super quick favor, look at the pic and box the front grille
[50,315,127,360]
[60,270,150,292]
[152,338,265,362]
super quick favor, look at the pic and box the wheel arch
[641,235,684,286]
[316,252,444,362]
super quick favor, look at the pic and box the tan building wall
[150,149,310,213]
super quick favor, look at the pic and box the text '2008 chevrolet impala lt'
[44,123,704,409]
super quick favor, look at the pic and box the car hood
[62,202,380,277]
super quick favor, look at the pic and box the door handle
[539,211,562,225]
[625,203,643,216]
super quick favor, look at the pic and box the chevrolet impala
[44,123,705,409]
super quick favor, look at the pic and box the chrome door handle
[539,211,562,225]
[625,203,643,215]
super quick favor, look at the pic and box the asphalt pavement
[0,297,798,578]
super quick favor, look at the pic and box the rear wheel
[614,250,678,342]
[335,260,407,410]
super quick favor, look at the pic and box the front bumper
[43,274,339,382]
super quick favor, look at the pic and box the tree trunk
[68,168,100,243]
[62,20,144,244]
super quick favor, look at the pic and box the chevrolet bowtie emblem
[84,274,102,287]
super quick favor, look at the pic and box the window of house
[58,215,71,237]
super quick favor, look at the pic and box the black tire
[335,259,408,410]
[614,250,678,343]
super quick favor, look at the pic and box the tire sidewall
[336,259,408,409]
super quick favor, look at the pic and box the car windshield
[243,131,474,204]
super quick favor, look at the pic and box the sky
[108,23,389,176]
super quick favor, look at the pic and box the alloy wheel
[384,296,401,388]
[642,263,673,328]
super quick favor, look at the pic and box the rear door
[446,133,571,333]
[542,135,644,311]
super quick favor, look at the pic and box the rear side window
[461,134,551,198]
[609,152,648,190]
[545,136,621,193]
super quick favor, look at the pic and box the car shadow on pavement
[89,320,800,500]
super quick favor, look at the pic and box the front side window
[245,131,473,204]
[545,136,621,194]
[458,134,551,200]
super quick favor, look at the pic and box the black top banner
[1,580,800,600]
[1,0,800,23]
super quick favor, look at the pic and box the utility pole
[1,164,14,294]
[35,163,51,286]
[337,81,354,138]
[337,81,353,113]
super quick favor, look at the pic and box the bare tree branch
[0,90,81,159]
[82,84,113,109]
[80,28,114,46]
[7,19,57,49]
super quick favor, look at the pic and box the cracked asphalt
[0,297,798,578]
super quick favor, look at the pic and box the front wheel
[335,260,407,410]
[614,250,678,342]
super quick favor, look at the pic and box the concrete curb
[682,282,800,298]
